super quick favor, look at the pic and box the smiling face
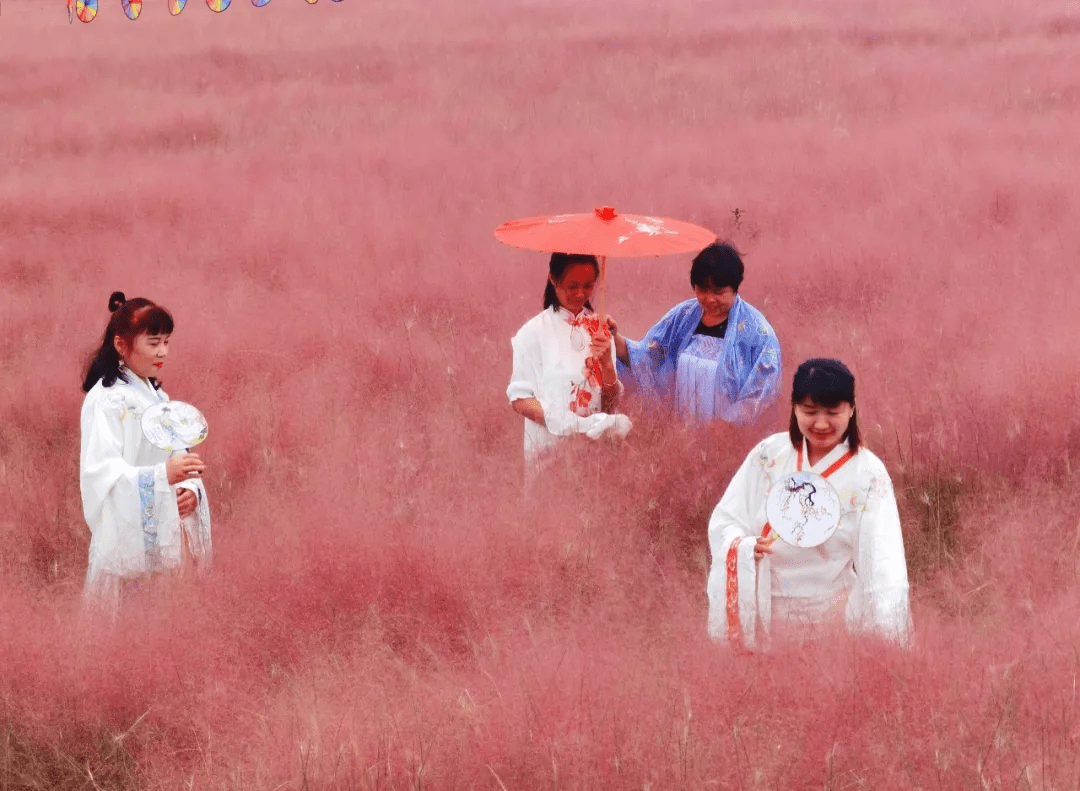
[693,283,737,325]
[115,330,170,381]
[550,262,598,315]
[793,397,854,455]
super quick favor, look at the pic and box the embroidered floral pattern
[726,537,744,643]
[756,447,776,471]
[868,474,893,501]
[103,390,139,422]
[565,313,608,417]
[646,339,666,365]
[138,469,158,552]
[838,484,871,514]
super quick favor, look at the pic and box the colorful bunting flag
[62,0,337,21]
[76,0,97,22]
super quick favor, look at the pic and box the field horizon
[3,0,1080,787]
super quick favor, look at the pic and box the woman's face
[115,331,170,381]
[551,263,597,315]
[693,283,737,324]
[794,397,854,453]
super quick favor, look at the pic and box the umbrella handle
[596,255,607,318]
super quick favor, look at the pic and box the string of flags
[66,0,343,23]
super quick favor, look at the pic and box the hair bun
[108,291,126,313]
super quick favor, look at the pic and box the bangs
[792,379,853,408]
[694,276,728,292]
[130,305,174,337]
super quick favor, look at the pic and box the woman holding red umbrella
[507,253,632,468]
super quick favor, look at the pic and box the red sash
[727,444,854,644]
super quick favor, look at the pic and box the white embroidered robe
[706,432,911,649]
[507,306,629,464]
[80,372,211,600]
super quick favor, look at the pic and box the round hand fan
[141,401,209,452]
[765,471,842,548]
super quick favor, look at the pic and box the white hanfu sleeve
[846,469,912,644]
[81,394,174,584]
[175,480,213,564]
[507,323,541,404]
[706,441,772,650]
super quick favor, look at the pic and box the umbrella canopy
[494,206,716,258]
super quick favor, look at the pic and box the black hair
[788,358,861,453]
[543,252,600,310]
[690,242,745,292]
[81,291,175,392]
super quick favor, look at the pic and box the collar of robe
[797,438,854,477]
[557,305,596,325]
[119,365,163,400]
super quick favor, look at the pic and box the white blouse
[507,306,627,463]
[80,371,211,600]
[706,432,911,648]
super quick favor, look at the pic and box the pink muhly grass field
[2,0,1080,787]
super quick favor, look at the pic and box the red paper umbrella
[495,206,715,258]
[495,206,716,311]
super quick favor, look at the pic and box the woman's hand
[590,315,616,369]
[590,326,619,390]
[603,316,630,366]
[754,533,778,560]
[589,331,612,362]
[176,488,197,518]
[167,452,205,485]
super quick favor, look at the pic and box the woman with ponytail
[80,292,211,612]
[507,253,632,469]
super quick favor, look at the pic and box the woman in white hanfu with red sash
[706,358,911,650]
[507,253,632,470]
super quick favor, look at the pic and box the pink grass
[2,0,1080,786]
